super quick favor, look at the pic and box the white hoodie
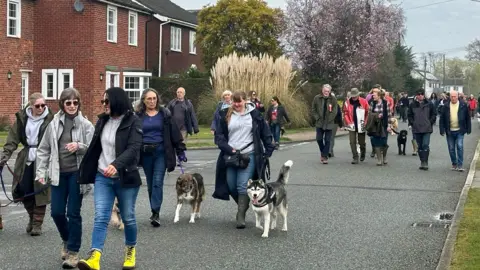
[25,106,49,164]
[228,102,256,154]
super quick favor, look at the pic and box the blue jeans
[370,128,389,147]
[446,131,465,167]
[142,147,166,213]
[91,173,140,251]
[226,152,256,195]
[51,171,83,252]
[270,123,281,144]
[414,133,431,151]
[316,128,332,158]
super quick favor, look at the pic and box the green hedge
[150,77,212,110]
[150,78,337,127]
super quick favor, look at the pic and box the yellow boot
[123,246,136,270]
[77,249,101,270]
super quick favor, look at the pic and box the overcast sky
[173,0,480,60]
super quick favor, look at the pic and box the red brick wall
[147,21,203,77]
[146,20,159,75]
[91,3,149,119]
[32,0,96,117]
[27,1,149,121]
[0,0,34,123]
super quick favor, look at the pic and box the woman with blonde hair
[212,91,275,229]
[210,90,233,137]
[0,93,53,235]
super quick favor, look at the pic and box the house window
[128,11,138,46]
[7,0,21,38]
[107,5,117,43]
[58,69,74,96]
[171,26,182,52]
[106,71,120,89]
[42,69,58,100]
[123,72,152,104]
[189,31,196,54]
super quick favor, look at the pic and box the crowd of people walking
[0,82,476,269]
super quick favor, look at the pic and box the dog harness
[252,185,277,207]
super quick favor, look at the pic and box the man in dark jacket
[399,93,409,122]
[311,84,338,164]
[167,87,199,140]
[439,90,471,172]
[408,88,437,170]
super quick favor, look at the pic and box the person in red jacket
[343,88,370,164]
[468,94,478,119]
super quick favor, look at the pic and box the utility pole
[443,54,446,91]
[424,55,427,91]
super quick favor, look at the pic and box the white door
[21,72,29,109]
[106,71,120,89]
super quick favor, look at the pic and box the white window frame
[189,31,196,54]
[107,5,117,43]
[123,72,152,104]
[128,11,138,46]
[58,69,74,97]
[21,72,29,109]
[42,69,58,100]
[170,26,182,52]
[7,0,21,38]
[106,71,120,89]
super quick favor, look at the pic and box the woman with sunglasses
[0,93,53,235]
[35,88,94,268]
[135,88,186,227]
[77,87,142,270]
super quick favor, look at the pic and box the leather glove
[80,184,93,196]
[177,152,187,163]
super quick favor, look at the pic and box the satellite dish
[74,0,84,12]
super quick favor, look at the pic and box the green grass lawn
[450,186,480,270]
[194,125,309,140]
[0,125,300,149]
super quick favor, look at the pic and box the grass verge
[450,188,480,270]
[0,128,295,149]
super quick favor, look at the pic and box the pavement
[0,121,478,270]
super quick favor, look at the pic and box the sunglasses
[65,100,79,107]
[34,104,46,109]
[101,99,109,105]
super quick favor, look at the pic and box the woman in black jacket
[77,87,142,270]
[266,96,290,150]
[135,88,186,227]
[212,91,275,229]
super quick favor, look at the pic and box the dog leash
[0,164,51,208]
[178,160,185,175]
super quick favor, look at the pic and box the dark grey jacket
[408,99,437,134]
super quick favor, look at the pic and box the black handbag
[224,142,253,169]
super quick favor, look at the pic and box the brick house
[137,0,203,77]
[0,0,201,122]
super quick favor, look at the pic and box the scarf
[25,106,49,164]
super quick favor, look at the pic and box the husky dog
[247,160,293,238]
[174,173,205,224]
[109,197,124,230]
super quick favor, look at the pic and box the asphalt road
[0,121,479,270]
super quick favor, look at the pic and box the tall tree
[283,0,405,89]
[367,44,419,93]
[466,39,480,62]
[196,0,284,71]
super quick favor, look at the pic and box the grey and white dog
[247,160,293,238]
